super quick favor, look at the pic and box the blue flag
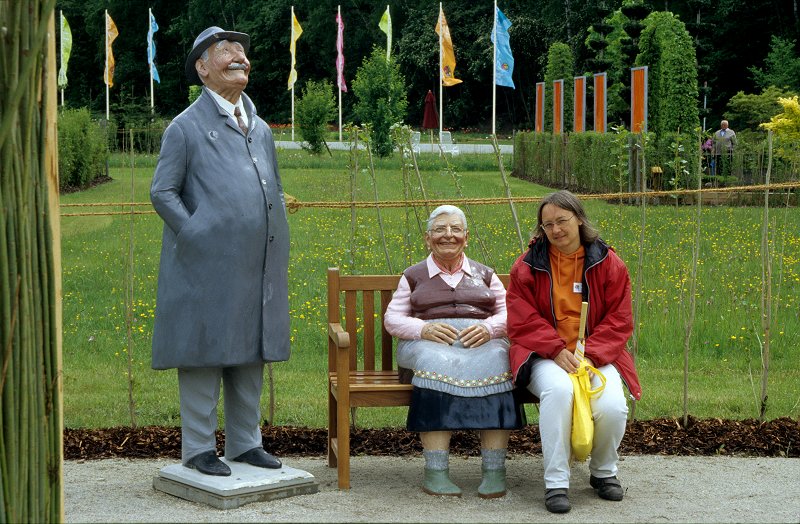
[147,11,160,83]
[491,7,514,89]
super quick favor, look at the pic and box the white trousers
[178,363,264,463]
[526,358,628,489]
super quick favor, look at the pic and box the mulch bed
[65,416,798,460]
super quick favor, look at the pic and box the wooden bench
[327,266,535,489]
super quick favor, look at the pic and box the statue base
[153,460,319,510]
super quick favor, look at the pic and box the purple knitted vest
[404,259,495,320]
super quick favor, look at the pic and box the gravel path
[65,455,799,523]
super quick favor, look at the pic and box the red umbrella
[422,90,439,130]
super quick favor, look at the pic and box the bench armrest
[328,322,351,349]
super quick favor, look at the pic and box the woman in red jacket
[507,191,641,514]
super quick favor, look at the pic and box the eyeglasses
[428,225,465,236]
[540,215,575,232]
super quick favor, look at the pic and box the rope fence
[60,181,800,217]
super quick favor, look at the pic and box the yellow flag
[435,7,462,86]
[104,13,119,87]
[288,10,303,90]
[378,5,391,60]
[58,13,73,89]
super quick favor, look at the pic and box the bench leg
[327,385,337,468]
[337,394,351,489]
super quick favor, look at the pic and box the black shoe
[590,475,624,501]
[232,447,282,469]
[545,488,571,513]
[184,450,231,476]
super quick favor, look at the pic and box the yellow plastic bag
[570,337,606,462]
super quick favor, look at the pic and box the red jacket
[507,238,642,400]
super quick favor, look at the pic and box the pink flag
[336,11,347,92]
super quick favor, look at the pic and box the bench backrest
[327,267,510,374]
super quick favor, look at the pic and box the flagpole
[60,10,64,106]
[149,8,155,114]
[338,5,342,142]
[439,3,443,138]
[492,0,497,136]
[105,10,110,122]
[291,6,296,142]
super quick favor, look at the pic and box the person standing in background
[712,120,737,178]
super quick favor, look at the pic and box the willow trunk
[0,2,63,521]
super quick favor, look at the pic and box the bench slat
[380,290,393,370]
[345,290,357,370]
[338,274,400,291]
[363,290,375,370]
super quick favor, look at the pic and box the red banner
[535,82,545,132]
[573,76,586,133]
[631,66,648,133]
[593,72,607,133]
[553,79,563,134]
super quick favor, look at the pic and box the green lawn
[60,149,800,429]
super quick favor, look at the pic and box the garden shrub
[650,130,700,190]
[188,85,202,104]
[352,47,408,157]
[296,80,336,155]
[726,86,797,132]
[58,108,108,191]
[544,42,574,133]
[514,128,796,194]
[514,131,627,192]
[636,12,699,151]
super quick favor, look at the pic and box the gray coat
[150,88,290,369]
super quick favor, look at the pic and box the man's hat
[185,26,250,85]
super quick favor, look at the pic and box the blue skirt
[406,387,526,432]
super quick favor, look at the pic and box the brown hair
[532,190,600,244]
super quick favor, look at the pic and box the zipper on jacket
[581,249,608,338]
[523,258,558,327]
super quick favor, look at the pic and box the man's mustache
[228,63,248,71]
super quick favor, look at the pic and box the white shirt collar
[204,87,247,127]
[426,254,474,278]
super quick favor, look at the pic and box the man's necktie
[234,107,248,135]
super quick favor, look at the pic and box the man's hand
[458,324,491,348]
[421,322,459,345]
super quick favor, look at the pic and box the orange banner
[631,66,648,133]
[553,79,563,134]
[104,13,119,87]
[593,72,607,133]
[436,7,462,87]
[573,76,585,133]
[535,82,544,132]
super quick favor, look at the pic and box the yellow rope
[60,182,800,217]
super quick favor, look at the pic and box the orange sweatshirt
[548,244,585,351]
